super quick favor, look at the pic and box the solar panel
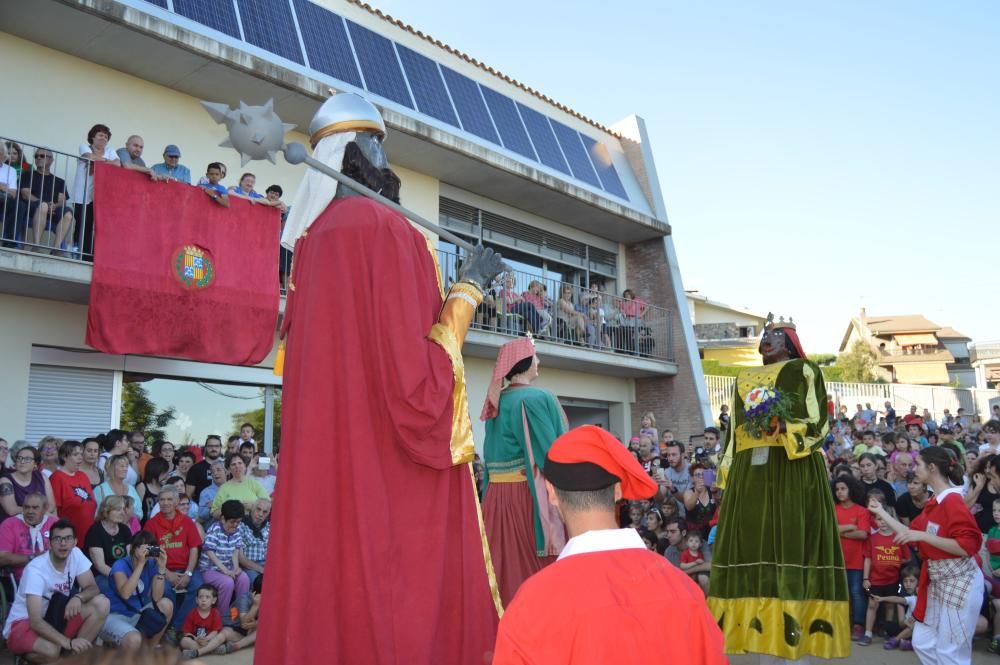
[396,45,458,126]
[140,0,167,8]
[346,21,414,109]
[292,0,362,88]
[173,0,241,39]
[440,67,499,144]
[516,103,570,175]
[479,86,536,161]
[549,119,601,188]
[579,135,628,200]
[236,0,303,64]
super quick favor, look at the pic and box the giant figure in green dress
[481,337,568,606]
[709,315,849,661]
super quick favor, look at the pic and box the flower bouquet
[742,386,795,439]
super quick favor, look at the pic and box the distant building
[839,309,972,386]
[972,341,1000,390]
[687,293,767,367]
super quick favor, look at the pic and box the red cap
[544,425,658,500]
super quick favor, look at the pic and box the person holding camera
[103,530,173,648]
[143,484,203,632]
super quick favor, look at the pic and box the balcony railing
[1,136,673,363]
[1,138,91,258]
[437,250,673,361]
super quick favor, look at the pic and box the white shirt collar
[557,528,646,561]
[935,486,962,502]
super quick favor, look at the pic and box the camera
[694,446,707,459]
[147,545,162,558]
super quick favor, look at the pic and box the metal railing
[705,374,1000,424]
[437,249,673,361]
[1,138,94,258]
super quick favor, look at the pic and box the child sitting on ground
[859,507,907,646]
[180,584,239,659]
[873,566,919,651]
[679,532,709,590]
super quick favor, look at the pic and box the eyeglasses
[51,535,75,544]
[16,456,35,463]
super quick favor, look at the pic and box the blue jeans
[846,569,865,627]
[165,569,205,630]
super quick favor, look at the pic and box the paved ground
[1,639,999,663]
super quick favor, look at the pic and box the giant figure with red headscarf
[481,337,569,606]
[709,315,850,661]
[255,93,504,665]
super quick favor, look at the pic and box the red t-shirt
[864,531,906,586]
[50,470,97,547]
[143,511,204,572]
[182,607,223,638]
[836,502,870,570]
[680,550,704,565]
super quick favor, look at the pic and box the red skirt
[484,480,555,607]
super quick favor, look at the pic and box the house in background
[939,327,974,387]
[687,292,767,367]
[972,341,1000,390]
[839,309,973,386]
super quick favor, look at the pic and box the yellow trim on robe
[708,596,851,660]
[468,463,504,618]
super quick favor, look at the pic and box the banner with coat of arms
[86,164,280,365]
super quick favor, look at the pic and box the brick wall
[626,238,708,443]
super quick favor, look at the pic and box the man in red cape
[493,425,727,664]
[255,93,503,665]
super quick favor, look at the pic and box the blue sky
[373,0,998,353]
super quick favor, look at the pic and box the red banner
[86,163,280,365]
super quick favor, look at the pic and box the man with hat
[492,425,726,664]
[710,315,850,660]
[255,92,504,665]
[481,336,568,606]
[150,145,191,184]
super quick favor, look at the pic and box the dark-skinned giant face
[759,326,792,365]
[337,131,401,204]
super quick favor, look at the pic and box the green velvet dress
[708,359,849,660]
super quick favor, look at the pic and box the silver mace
[201,98,475,252]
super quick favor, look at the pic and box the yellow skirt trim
[490,470,527,483]
[708,596,851,660]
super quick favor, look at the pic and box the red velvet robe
[255,197,499,665]
[493,547,727,664]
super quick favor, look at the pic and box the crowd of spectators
[476,273,655,355]
[573,403,1000,654]
[1,127,288,260]
[0,426,272,662]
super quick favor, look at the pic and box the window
[437,196,617,289]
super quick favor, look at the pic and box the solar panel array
[143,0,630,201]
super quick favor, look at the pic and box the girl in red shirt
[833,474,870,640]
[868,446,982,665]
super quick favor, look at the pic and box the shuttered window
[25,365,116,442]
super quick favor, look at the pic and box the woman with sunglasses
[0,444,57,518]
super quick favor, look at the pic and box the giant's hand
[457,244,505,291]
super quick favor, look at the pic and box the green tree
[837,340,879,383]
[120,382,176,442]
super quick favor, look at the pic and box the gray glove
[457,244,505,291]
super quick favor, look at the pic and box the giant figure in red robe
[255,93,504,665]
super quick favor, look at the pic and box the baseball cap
[163,144,181,157]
